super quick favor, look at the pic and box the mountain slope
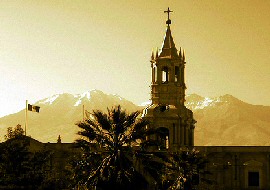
[186,94,270,146]
[0,90,141,143]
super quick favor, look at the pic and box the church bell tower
[143,8,196,150]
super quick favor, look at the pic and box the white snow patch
[186,97,223,110]
[40,94,59,105]
[73,90,96,106]
[113,94,123,100]
[81,91,91,100]
[74,99,82,106]
[200,97,214,108]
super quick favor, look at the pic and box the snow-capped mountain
[186,94,270,146]
[0,91,270,146]
[0,90,141,143]
[185,94,244,110]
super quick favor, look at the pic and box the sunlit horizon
[1,1,270,117]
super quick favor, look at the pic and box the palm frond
[92,110,111,131]
[77,128,96,141]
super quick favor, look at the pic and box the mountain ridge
[0,90,141,142]
[0,90,269,146]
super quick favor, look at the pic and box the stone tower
[142,8,196,150]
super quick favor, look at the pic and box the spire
[155,48,159,59]
[159,26,179,58]
[151,50,154,60]
[158,7,179,59]
[179,47,182,59]
[57,135,61,143]
[183,49,185,62]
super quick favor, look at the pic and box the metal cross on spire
[164,7,173,26]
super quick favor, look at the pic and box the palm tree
[74,105,157,189]
[167,149,212,190]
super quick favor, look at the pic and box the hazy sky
[1,0,270,117]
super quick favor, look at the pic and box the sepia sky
[1,0,270,117]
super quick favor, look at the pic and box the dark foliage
[166,148,212,190]
[73,106,162,189]
[0,125,52,189]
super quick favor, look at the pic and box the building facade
[197,146,270,190]
[143,8,270,190]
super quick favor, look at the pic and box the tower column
[185,123,189,146]
[152,64,156,83]
[190,125,195,146]
[157,66,162,83]
[180,121,185,146]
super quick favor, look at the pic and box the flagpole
[25,100,28,136]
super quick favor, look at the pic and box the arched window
[175,66,180,82]
[162,67,169,83]
[181,67,184,84]
[156,127,170,149]
[153,65,157,82]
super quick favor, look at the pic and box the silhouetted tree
[4,124,24,140]
[74,106,162,190]
[0,124,51,189]
[166,149,212,190]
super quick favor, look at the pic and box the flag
[28,104,40,113]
